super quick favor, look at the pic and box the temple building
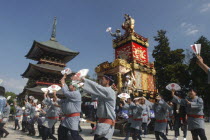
[19,17,79,99]
[95,14,156,100]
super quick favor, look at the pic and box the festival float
[96,14,157,99]
[95,14,157,135]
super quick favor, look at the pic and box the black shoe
[4,133,9,138]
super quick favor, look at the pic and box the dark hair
[0,86,5,96]
[176,91,187,98]
[188,88,197,93]
[103,74,114,86]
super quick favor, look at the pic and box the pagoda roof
[25,40,79,63]
[39,40,76,53]
[22,63,63,78]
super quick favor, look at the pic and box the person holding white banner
[72,74,116,140]
[130,97,150,140]
[25,98,37,136]
[41,91,59,140]
[56,74,84,140]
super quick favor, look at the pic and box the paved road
[1,122,210,140]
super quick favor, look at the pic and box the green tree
[153,30,189,99]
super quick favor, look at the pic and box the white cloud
[180,22,199,36]
[0,75,27,94]
[200,3,210,13]
[186,29,199,35]
[181,22,187,27]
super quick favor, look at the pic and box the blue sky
[0,0,209,94]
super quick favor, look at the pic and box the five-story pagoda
[19,17,79,99]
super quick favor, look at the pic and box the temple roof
[40,40,77,53]
[25,40,79,63]
[22,63,63,78]
[26,17,79,63]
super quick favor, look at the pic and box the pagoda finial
[50,17,57,41]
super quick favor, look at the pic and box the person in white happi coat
[42,91,60,140]
[124,75,132,93]
[0,101,10,138]
[171,89,207,140]
[0,86,7,137]
[140,97,150,138]
[145,95,170,140]
[21,106,30,132]
[0,86,6,119]
[130,97,144,140]
[14,101,23,130]
[121,98,135,140]
[25,98,37,136]
[56,74,84,140]
[73,74,116,140]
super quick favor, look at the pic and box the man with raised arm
[41,91,59,140]
[139,97,150,138]
[130,97,146,140]
[56,74,83,140]
[145,95,170,140]
[24,98,36,136]
[73,74,116,140]
[196,56,210,84]
[171,89,207,140]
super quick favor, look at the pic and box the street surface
[1,122,210,140]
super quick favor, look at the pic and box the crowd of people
[117,89,207,140]
[0,73,116,140]
[0,55,208,140]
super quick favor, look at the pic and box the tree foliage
[152,31,210,112]
[152,30,189,99]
